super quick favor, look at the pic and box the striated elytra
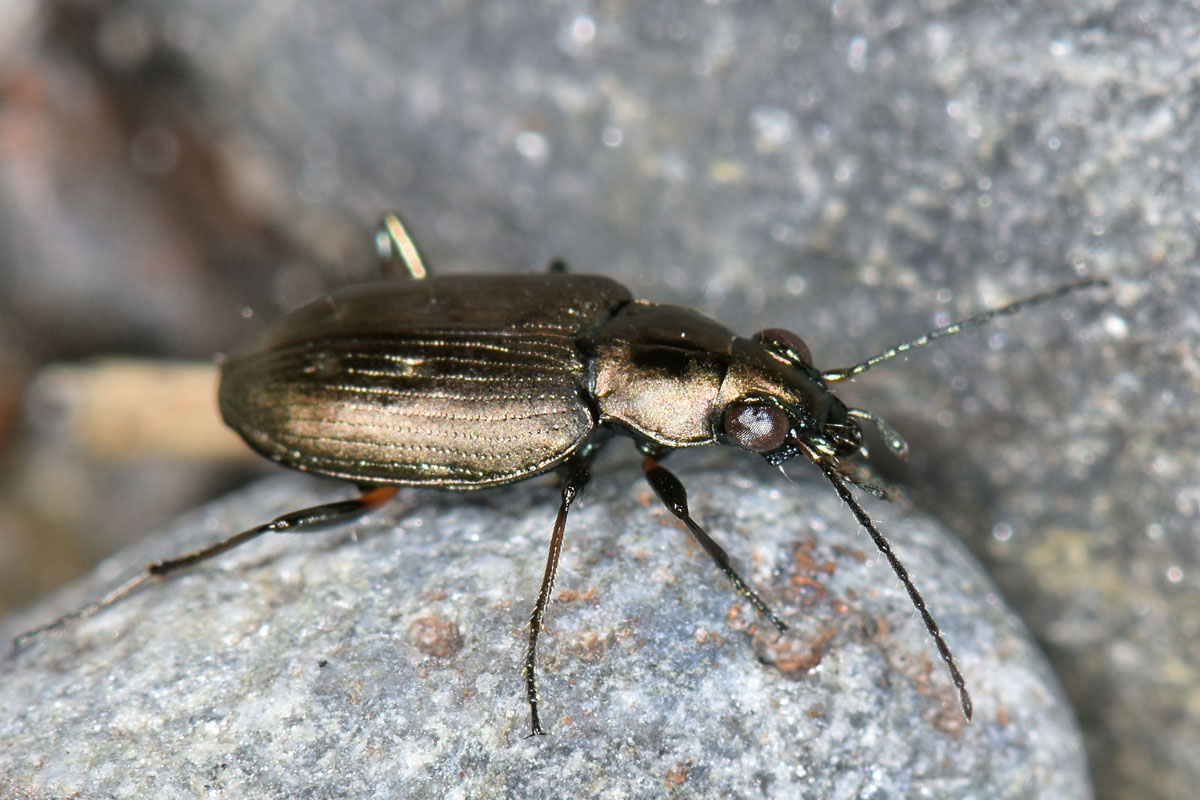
[20,213,1107,736]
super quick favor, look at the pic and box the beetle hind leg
[641,455,788,634]
[14,485,398,650]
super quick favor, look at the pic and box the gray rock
[2,464,1087,798]
[2,1,1195,798]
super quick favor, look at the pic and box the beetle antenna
[821,278,1108,383]
[816,459,973,720]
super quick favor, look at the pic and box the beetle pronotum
[18,213,1106,734]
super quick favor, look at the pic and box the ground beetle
[19,213,1106,735]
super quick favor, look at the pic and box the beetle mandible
[19,213,1106,735]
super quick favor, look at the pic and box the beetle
[19,213,1106,735]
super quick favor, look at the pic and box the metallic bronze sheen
[591,303,735,447]
[219,275,631,487]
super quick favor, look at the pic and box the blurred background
[0,1,1196,798]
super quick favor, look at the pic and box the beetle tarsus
[523,457,592,736]
[13,572,153,650]
[641,455,788,634]
[14,486,398,651]
[525,706,546,738]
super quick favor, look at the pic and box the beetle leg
[375,212,429,280]
[524,457,592,737]
[14,486,398,650]
[641,455,788,634]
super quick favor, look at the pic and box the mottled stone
[2,466,1087,798]
[2,0,1196,798]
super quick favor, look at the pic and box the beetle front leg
[641,456,788,634]
[523,457,592,737]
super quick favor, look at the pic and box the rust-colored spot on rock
[789,573,828,606]
[793,537,837,575]
[933,700,967,736]
[555,586,596,604]
[789,536,837,606]
[567,629,609,662]
[665,761,692,788]
[767,626,837,676]
[725,602,750,632]
[831,543,866,563]
[408,614,463,658]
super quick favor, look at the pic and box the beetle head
[716,330,863,467]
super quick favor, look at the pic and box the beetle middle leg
[15,485,398,649]
[523,456,592,736]
[641,455,788,634]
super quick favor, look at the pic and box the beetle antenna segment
[821,278,1108,383]
[816,460,973,720]
[524,457,592,737]
[13,486,398,651]
[847,408,909,459]
[375,212,429,280]
[642,455,789,634]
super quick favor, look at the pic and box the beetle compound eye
[723,401,790,452]
[754,327,814,367]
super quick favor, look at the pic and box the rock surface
[0,1,1195,798]
[2,466,1087,799]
